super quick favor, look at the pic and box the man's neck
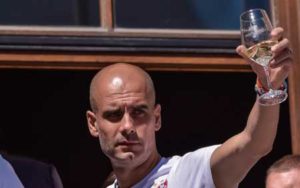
[112,151,161,188]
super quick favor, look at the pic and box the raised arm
[210,27,293,188]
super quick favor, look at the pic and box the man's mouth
[117,141,139,146]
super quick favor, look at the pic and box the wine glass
[240,9,287,106]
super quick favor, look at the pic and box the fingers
[271,27,284,41]
[236,45,248,59]
[271,38,290,54]
[271,64,292,88]
[269,28,293,87]
[236,45,259,67]
[270,48,293,68]
[269,51,292,88]
[270,31,293,69]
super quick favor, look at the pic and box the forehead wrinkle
[97,84,154,111]
[102,92,146,106]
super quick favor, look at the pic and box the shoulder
[176,145,220,164]
[166,145,220,188]
[4,154,52,170]
[0,154,24,188]
[2,154,63,188]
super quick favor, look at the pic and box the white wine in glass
[246,40,277,67]
[240,9,287,106]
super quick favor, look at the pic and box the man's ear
[86,110,99,137]
[154,104,161,131]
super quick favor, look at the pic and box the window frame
[0,0,247,71]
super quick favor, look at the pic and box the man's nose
[121,113,136,135]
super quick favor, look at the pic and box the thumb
[236,44,266,81]
[236,45,249,60]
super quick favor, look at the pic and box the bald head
[266,155,300,188]
[89,63,156,112]
[267,155,300,175]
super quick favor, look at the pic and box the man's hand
[236,27,293,89]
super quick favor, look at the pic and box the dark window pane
[114,0,269,30]
[0,0,100,26]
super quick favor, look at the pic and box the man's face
[87,76,161,167]
[266,169,300,188]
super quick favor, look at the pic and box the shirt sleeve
[167,145,220,188]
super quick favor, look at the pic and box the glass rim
[240,8,268,21]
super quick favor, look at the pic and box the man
[86,27,293,188]
[266,155,300,188]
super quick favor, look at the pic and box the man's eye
[132,109,145,117]
[104,111,123,122]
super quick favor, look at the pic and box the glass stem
[263,65,273,91]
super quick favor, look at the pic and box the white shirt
[0,154,24,188]
[108,145,219,188]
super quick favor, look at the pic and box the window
[0,0,100,26]
[0,0,270,71]
[114,0,269,30]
